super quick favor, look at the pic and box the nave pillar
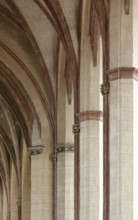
[79,5,103,216]
[3,187,8,220]
[10,165,18,220]
[28,144,52,220]
[0,186,3,220]
[109,1,138,219]
[56,43,74,220]
[108,68,138,220]
[22,139,31,220]
[56,100,74,220]
[56,143,74,220]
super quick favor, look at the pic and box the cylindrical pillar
[6,212,10,220]
[22,139,30,220]
[17,198,22,220]
[78,111,103,220]
[0,185,3,220]
[28,145,52,220]
[56,143,74,220]
[10,165,18,220]
[108,68,138,220]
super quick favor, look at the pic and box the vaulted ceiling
[0,0,131,210]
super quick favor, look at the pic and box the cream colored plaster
[109,0,133,68]
[14,0,57,90]
[59,0,79,56]
[0,15,47,93]
[57,44,74,144]
[80,33,103,111]
[0,46,52,145]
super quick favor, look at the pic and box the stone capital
[56,143,74,154]
[28,145,44,156]
[101,83,110,95]
[72,123,80,135]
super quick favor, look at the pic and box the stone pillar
[108,68,138,220]
[17,198,22,220]
[3,188,7,220]
[10,165,18,220]
[0,186,3,220]
[22,139,30,220]
[56,143,74,220]
[79,16,103,217]
[6,212,10,220]
[28,145,52,220]
[109,1,138,219]
[77,112,103,220]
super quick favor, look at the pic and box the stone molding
[107,67,138,81]
[56,144,74,154]
[76,110,103,122]
[28,145,44,156]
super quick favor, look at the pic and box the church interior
[0,0,137,220]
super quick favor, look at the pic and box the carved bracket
[56,144,74,153]
[72,124,80,135]
[101,83,110,95]
[28,145,44,156]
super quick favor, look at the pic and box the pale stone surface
[57,43,74,143]
[14,0,57,90]
[110,0,133,68]
[109,78,138,220]
[1,0,138,220]
[3,189,7,220]
[22,139,31,220]
[80,37,103,111]
[10,165,18,220]
[110,0,138,69]
[31,147,52,220]
[57,152,74,220]
[133,80,138,220]
[80,120,103,220]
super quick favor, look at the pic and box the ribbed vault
[0,0,111,219]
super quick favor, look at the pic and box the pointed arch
[0,61,41,147]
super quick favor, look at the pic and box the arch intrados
[0,61,41,147]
